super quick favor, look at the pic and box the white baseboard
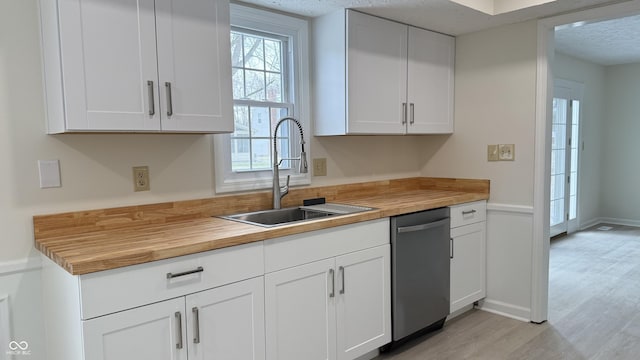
[580,218,603,230]
[598,217,640,228]
[479,299,530,323]
[0,257,42,277]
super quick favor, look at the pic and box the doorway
[532,0,640,323]
[550,79,583,237]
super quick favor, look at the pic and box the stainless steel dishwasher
[386,207,451,348]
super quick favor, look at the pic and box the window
[214,4,310,193]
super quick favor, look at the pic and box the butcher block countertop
[34,177,489,275]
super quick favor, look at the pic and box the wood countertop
[34,177,489,275]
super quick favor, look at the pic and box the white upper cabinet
[313,10,454,135]
[407,26,455,134]
[39,0,233,133]
[346,11,408,134]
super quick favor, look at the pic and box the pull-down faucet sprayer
[272,116,308,209]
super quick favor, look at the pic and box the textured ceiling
[555,14,640,65]
[237,0,623,35]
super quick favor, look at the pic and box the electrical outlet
[132,166,150,192]
[487,145,499,161]
[313,158,327,176]
[498,144,515,161]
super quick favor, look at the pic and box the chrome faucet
[272,116,308,209]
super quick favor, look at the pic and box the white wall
[423,20,539,320]
[552,52,606,228]
[601,63,640,224]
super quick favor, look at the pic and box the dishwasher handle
[396,218,449,233]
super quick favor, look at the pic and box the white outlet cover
[38,160,61,188]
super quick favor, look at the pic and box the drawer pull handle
[329,269,335,298]
[192,307,200,344]
[462,209,477,215]
[167,266,204,279]
[165,82,173,116]
[450,237,454,259]
[339,266,345,294]
[175,311,183,349]
[147,80,155,115]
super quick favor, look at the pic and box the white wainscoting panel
[481,203,534,322]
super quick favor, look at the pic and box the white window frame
[214,3,310,193]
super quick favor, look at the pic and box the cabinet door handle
[401,103,408,125]
[462,209,477,215]
[147,80,155,115]
[165,82,173,116]
[175,311,183,349]
[192,307,200,344]
[328,269,335,298]
[167,266,204,279]
[450,237,454,259]
[410,103,415,124]
[339,266,345,294]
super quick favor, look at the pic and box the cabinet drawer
[264,218,390,273]
[449,201,486,228]
[78,242,263,320]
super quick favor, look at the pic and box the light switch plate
[487,145,499,161]
[498,144,515,161]
[38,160,61,188]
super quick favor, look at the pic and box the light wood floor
[377,224,640,359]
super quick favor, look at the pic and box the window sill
[215,172,311,194]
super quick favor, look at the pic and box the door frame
[531,0,640,323]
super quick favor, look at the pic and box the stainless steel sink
[219,203,373,227]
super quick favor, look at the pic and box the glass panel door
[550,80,582,237]
[550,97,567,234]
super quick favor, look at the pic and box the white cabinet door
[450,221,486,313]
[186,277,265,360]
[407,26,455,134]
[346,10,407,134]
[335,245,391,360]
[155,0,233,132]
[265,258,337,360]
[82,297,186,360]
[57,0,161,131]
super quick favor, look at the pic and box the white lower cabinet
[449,201,487,313]
[265,245,391,360]
[83,277,265,360]
[83,297,186,360]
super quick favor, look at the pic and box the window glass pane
[569,195,577,220]
[245,70,265,100]
[551,124,565,150]
[264,39,281,72]
[230,32,243,68]
[266,72,283,102]
[570,148,578,173]
[553,98,567,125]
[550,199,564,227]
[251,139,271,170]
[250,106,270,137]
[551,174,565,201]
[233,105,249,137]
[232,69,244,99]
[550,149,565,176]
[243,35,265,70]
[277,138,290,169]
[231,138,250,172]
